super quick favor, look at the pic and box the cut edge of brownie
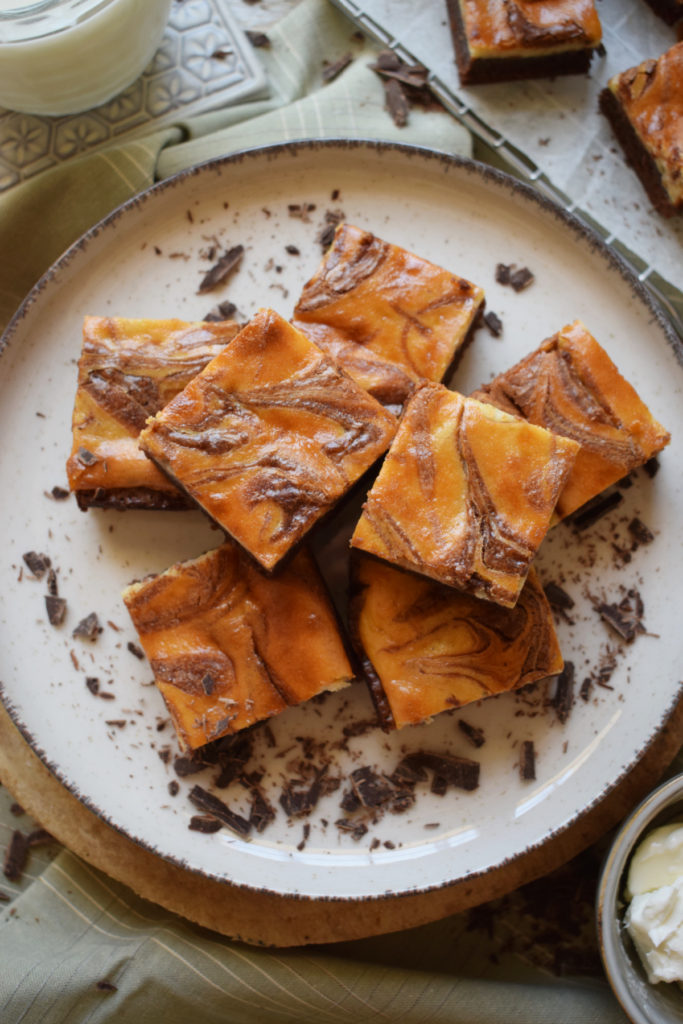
[599,85,679,218]
[347,553,397,732]
[445,0,598,85]
[75,487,196,512]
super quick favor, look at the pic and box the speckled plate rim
[1,138,682,902]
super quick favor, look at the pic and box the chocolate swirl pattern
[351,383,579,607]
[139,309,397,571]
[471,320,671,520]
[293,223,484,410]
[66,316,239,509]
[123,543,353,750]
[349,554,563,730]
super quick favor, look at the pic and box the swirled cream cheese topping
[625,823,683,984]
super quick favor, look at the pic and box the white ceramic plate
[1,141,681,900]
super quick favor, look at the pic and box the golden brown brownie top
[351,383,579,607]
[607,42,683,209]
[471,320,671,520]
[293,223,484,392]
[139,309,397,571]
[67,316,239,495]
[460,0,602,57]
[350,556,562,729]
[122,543,353,750]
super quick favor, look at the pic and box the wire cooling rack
[330,0,683,343]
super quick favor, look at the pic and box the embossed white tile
[0,0,267,192]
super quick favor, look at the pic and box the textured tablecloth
[0,0,673,1019]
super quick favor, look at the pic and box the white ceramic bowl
[597,774,683,1024]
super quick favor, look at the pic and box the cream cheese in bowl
[0,0,172,116]
[625,824,683,986]
[598,775,683,1024]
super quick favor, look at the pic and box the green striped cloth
[0,0,636,1020]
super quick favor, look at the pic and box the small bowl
[597,774,683,1024]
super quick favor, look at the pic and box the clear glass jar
[0,0,173,116]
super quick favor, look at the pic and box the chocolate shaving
[189,814,222,833]
[243,777,276,833]
[596,589,645,643]
[46,568,59,596]
[383,77,409,127]
[643,457,660,478]
[77,447,98,465]
[127,641,145,660]
[458,719,486,748]
[318,208,345,250]
[520,740,536,781]
[483,310,503,337]
[188,785,251,838]
[203,300,237,322]
[495,263,534,291]
[288,202,316,222]
[370,54,428,89]
[168,780,180,797]
[341,766,396,813]
[570,491,623,531]
[322,52,352,83]
[72,612,101,641]
[335,819,368,841]
[285,244,300,256]
[279,768,328,818]
[22,551,50,579]
[197,244,244,294]
[211,46,234,60]
[3,830,29,882]
[105,719,126,728]
[50,486,70,500]
[173,756,206,778]
[95,981,118,993]
[245,30,270,48]
[543,581,575,611]
[509,267,534,292]
[45,595,66,627]
[551,662,575,724]
[628,517,654,546]
[393,751,479,792]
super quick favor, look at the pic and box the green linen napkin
[0,0,638,1020]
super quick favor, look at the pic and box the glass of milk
[0,0,173,116]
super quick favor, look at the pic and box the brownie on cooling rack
[599,42,683,218]
[446,0,603,85]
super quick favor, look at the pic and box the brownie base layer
[445,0,597,84]
[599,86,679,218]
[640,0,683,24]
[75,487,195,512]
